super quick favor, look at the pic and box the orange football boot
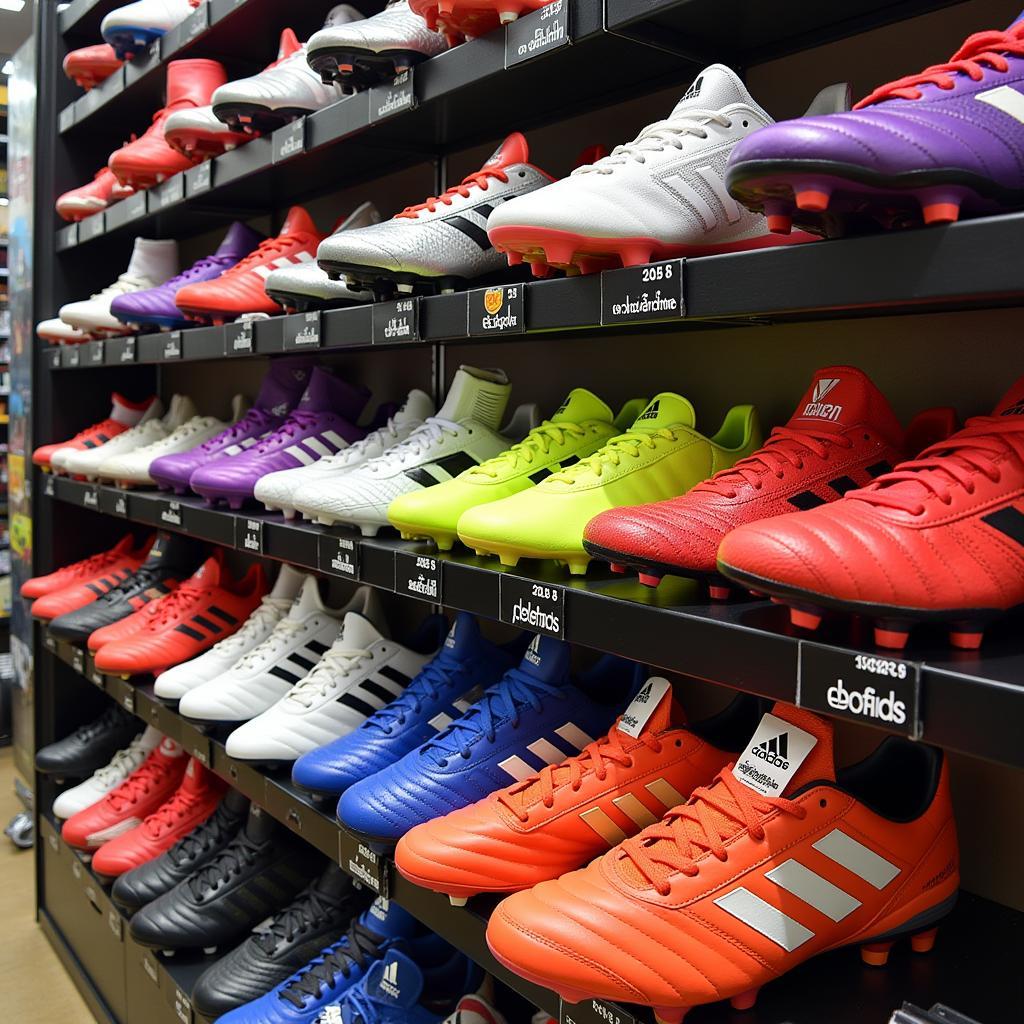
[28,534,151,617]
[719,376,1024,650]
[87,587,176,652]
[63,44,122,91]
[32,393,157,469]
[396,681,754,904]
[56,166,121,223]
[487,703,958,1022]
[93,556,266,675]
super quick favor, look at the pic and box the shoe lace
[92,741,144,787]
[552,428,679,481]
[579,110,734,174]
[421,668,564,764]
[161,417,217,446]
[68,546,125,577]
[189,831,261,898]
[696,425,853,497]
[255,410,323,451]
[621,770,805,895]
[254,885,334,953]
[396,168,510,218]
[198,408,274,452]
[280,919,382,1007]
[317,415,405,469]
[367,651,469,735]
[140,783,204,837]
[169,799,238,866]
[169,254,235,286]
[470,421,588,479]
[147,582,208,628]
[232,235,306,273]
[856,24,1024,107]
[237,615,312,668]
[106,755,171,812]
[211,596,290,656]
[372,417,462,467]
[845,416,1024,514]
[341,981,384,1024]
[284,646,372,708]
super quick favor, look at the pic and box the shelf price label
[797,641,921,739]
[62,345,80,368]
[124,190,147,222]
[395,550,442,603]
[318,532,360,580]
[45,347,62,370]
[154,174,185,209]
[372,297,419,344]
[79,212,105,242]
[370,70,416,122]
[560,1000,635,1024]
[499,575,565,638]
[180,1,208,43]
[174,987,194,1024]
[224,319,253,355]
[339,830,390,896]
[236,517,264,554]
[58,223,78,249]
[469,284,525,336]
[273,117,306,164]
[506,0,570,68]
[187,160,212,196]
[160,500,183,527]
[43,475,55,498]
[600,259,685,325]
[284,310,321,350]
[86,340,105,365]
[82,486,99,510]
[162,331,183,360]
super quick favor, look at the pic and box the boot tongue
[297,367,369,421]
[312,861,351,899]
[483,131,529,170]
[670,64,764,118]
[280,205,318,240]
[437,367,510,428]
[244,803,276,843]
[992,374,1024,416]
[629,393,696,432]
[275,28,301,62]
[348,951,424,1022]
[732,704,834,797]
[189,556,222,588]
[361,897,415,940]
[222,789,250,816]
[788,365,903,444]
[519,635,570,683]
[334,201,381,233]
[156,737,184,760]
[336,611,385,651]
[396,389,436,426]
[324,4,364,28]
[111,392,153,426]
[270,564,306,602]
[441,612,480,657]
[550,388,613,425]
[258,357,313,413]
[215,221,264,260]
[179,756,208,793]
[288,575,322,620]
[616,677,680,738]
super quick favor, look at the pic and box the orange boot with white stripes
[487,703,959,1022]
[396,681,757,905]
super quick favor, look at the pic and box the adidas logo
[633,682,653,704]
[681,75,703,101]
[368,897,389,921]
[444,621,458,649]
[1001,398,1024,416]
[271,402,290,416]
[524,633,542,666]
[812,378,841,403]
[636,400,660,422]
[379,959,401,999]
[753,733,789,769]
[802,377,843,421]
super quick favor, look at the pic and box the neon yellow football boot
[387,389,646,550]
[457,393,762,575]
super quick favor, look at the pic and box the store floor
[0,747,91,1022]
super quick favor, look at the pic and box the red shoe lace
[141,787,202,837]
[856,24,1024,107]
[67,547,124,578]
[147,582,208,628]
[107,757,170,812]
[396,168,510,218]
[695,425,852,498]
[498,727,664,822]
[846,416,1024,514]
[232,236,304,272]
[70,417,120,444]
[620,770,805,895]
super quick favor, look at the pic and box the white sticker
[732,713,817,797]
[617,676,672,738]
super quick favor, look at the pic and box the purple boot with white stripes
[149,357,313,494]
[189,367,370,509]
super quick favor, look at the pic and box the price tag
[160,500,183,527]
[469,284,525,336]
[58,105,75,132]
[369,70,416,122]
[187,735,210,767]
[798,642,921,738]
[58,223,78,249]
[72,648,85,675]
[600,259,685,326]
[339,831,389,896]
[100,487,128,516]
[79,212,105,242]
[236,517,264,554]
[154,174,185,209]
[162,331,183,360]
[506,0,570,67]
[499,575,564,638]
[114,492,129,517]
[62,345,80,368]
[187,160,212,196]
[86,340,105,364]
[123,190,147,221]
[317,532,360,580]
[142,952,160,986]
[148,39,161,61]
[90,665,105,687]
[180,1,208,42]
[283,311,321,350]
[44,475,55,497]
[82,486,99,510]
[272,118,305,164]
[121,688,135,713]
[560,999,635,1024]
[372,298,419,344]
[112,337,136,364]
[108,910,122,939]
[45,347,62,370]
[224,319,253,355]
[174,987,193,1024]
[394,550,442,603]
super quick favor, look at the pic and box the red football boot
[62,737,188,850]
[32,393,158,469]
[174,206,325,324]
[91,758,227,877]
[411,0,553,43]
[108,59,228,188]
[719,376,1024,650]
[63,44,123,91]
[28,534,152,618]
[584,367,957,597]
[93,556,267,675]
[56,166,121,223]
[87,587,175,652]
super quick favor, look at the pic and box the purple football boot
[726,16,1024,236]
[188,367,371,509]
[110,222,264,330]
[148,357,313,494]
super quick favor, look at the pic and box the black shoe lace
[254,886,334,953]
[168,801,240,868]
[188,832,262,899]
[99,564,163,602]
[279,919,382,1008]
[76,706,125,741]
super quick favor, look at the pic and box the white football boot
[52,727,161,820]
[96,394,247,486]
[306,0,449,88]
[37,318,90,344]
[179,580,380,724]
[102,0,202,57]
[59,239,179,336]
[259,388,435,519]
[296,366,538,533]
[154,564,305,701]
[487,65,812,275]
[316,133,553,296]
[55,395,184,479]
[225,607,442,762]
[210,5,363,134]
[264,202,380,312]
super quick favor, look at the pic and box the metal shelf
[45,477,1024,770]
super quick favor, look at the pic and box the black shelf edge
[45,477,1024,769]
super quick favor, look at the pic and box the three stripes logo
[787,462,892,511]
[84,566,135,598]
[174,604,240,643]
[661,165,743,232]
[405,451,479,488]
[753,731,789,769]
[268,637,331,686]
[284,430,351,467]
[714,829,900,952]
[252,251,315,280]
[580,777,686,846]
[443,196,508,251]
[497,723,594,782]
[379,959,401,998]
[335,664,414,720]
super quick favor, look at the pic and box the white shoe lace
[93,741,146,787]
[236,616,313,670]
[371,416,462,470]
[92,274,150,300]
[284,647,372,708]
[210,596,291,658]
[315,416,407,471]
[579,110,734,174]
[159,416,219,447]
